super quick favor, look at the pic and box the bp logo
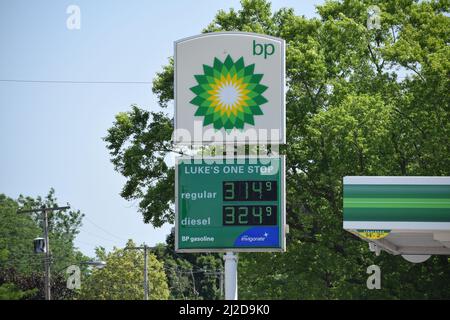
[189,55,268,130]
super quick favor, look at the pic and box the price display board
[175,156,285,252]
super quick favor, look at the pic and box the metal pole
[223,252,238,300]
[43,208,51,300]
[220,268,224,299]
[144,244,148,300]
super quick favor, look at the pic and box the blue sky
[0,0,323,257]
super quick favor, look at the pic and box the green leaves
[156,232,223,300]
[152,58,174,108]
[104,106,175,227]
[79,240,170,300]
[0,191,87,300]
[0,190,85,275]
[0,283,36,300]
[106,0,450,300]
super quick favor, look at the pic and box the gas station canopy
[343,177,450,261]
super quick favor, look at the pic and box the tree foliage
[105,0,450,299]
[0,283,36,300]
[0,190,87,299]
[153,231,223,300]
[0,267,76,300]
[104,106,175,227]
[79,240,169,300]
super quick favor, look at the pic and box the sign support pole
[224,251,238,300]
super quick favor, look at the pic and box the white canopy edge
[343,221,450,230]
[344,176,450,185]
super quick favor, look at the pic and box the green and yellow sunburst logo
[189,55,268,130]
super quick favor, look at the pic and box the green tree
[79,240,169,300]
[0,267,76,300]
[0,283,36,300]
[0,190,87,299]
[105,0,450,299]
[153,231,223,300]
[0,194,42,275]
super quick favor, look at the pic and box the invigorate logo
[234,226,279,247]
[189,55,268,130]
[240,235,267,242]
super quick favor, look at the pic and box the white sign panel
[174,32,285,145]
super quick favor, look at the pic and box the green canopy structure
[343,177,450,263]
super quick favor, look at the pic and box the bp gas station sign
[175,156,285,252]
[174,32,285,145]
[173,32,286,299]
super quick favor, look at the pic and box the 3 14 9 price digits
[223,181,277,201]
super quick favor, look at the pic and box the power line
[169,249,223,273]
[81,229,122,244]
[10,212,127,245]
[74,239,102,248]
[0,73,444,86]
[0,79,152,84]
[83,216,127,242]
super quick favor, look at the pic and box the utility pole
[143,245,148,300]
[127,244,152,300]
[18,204,70,300]
[190,269,198,298]
[43,208,50,300]
[220,267,224,299]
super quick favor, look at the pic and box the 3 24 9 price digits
[223,205,277,225]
